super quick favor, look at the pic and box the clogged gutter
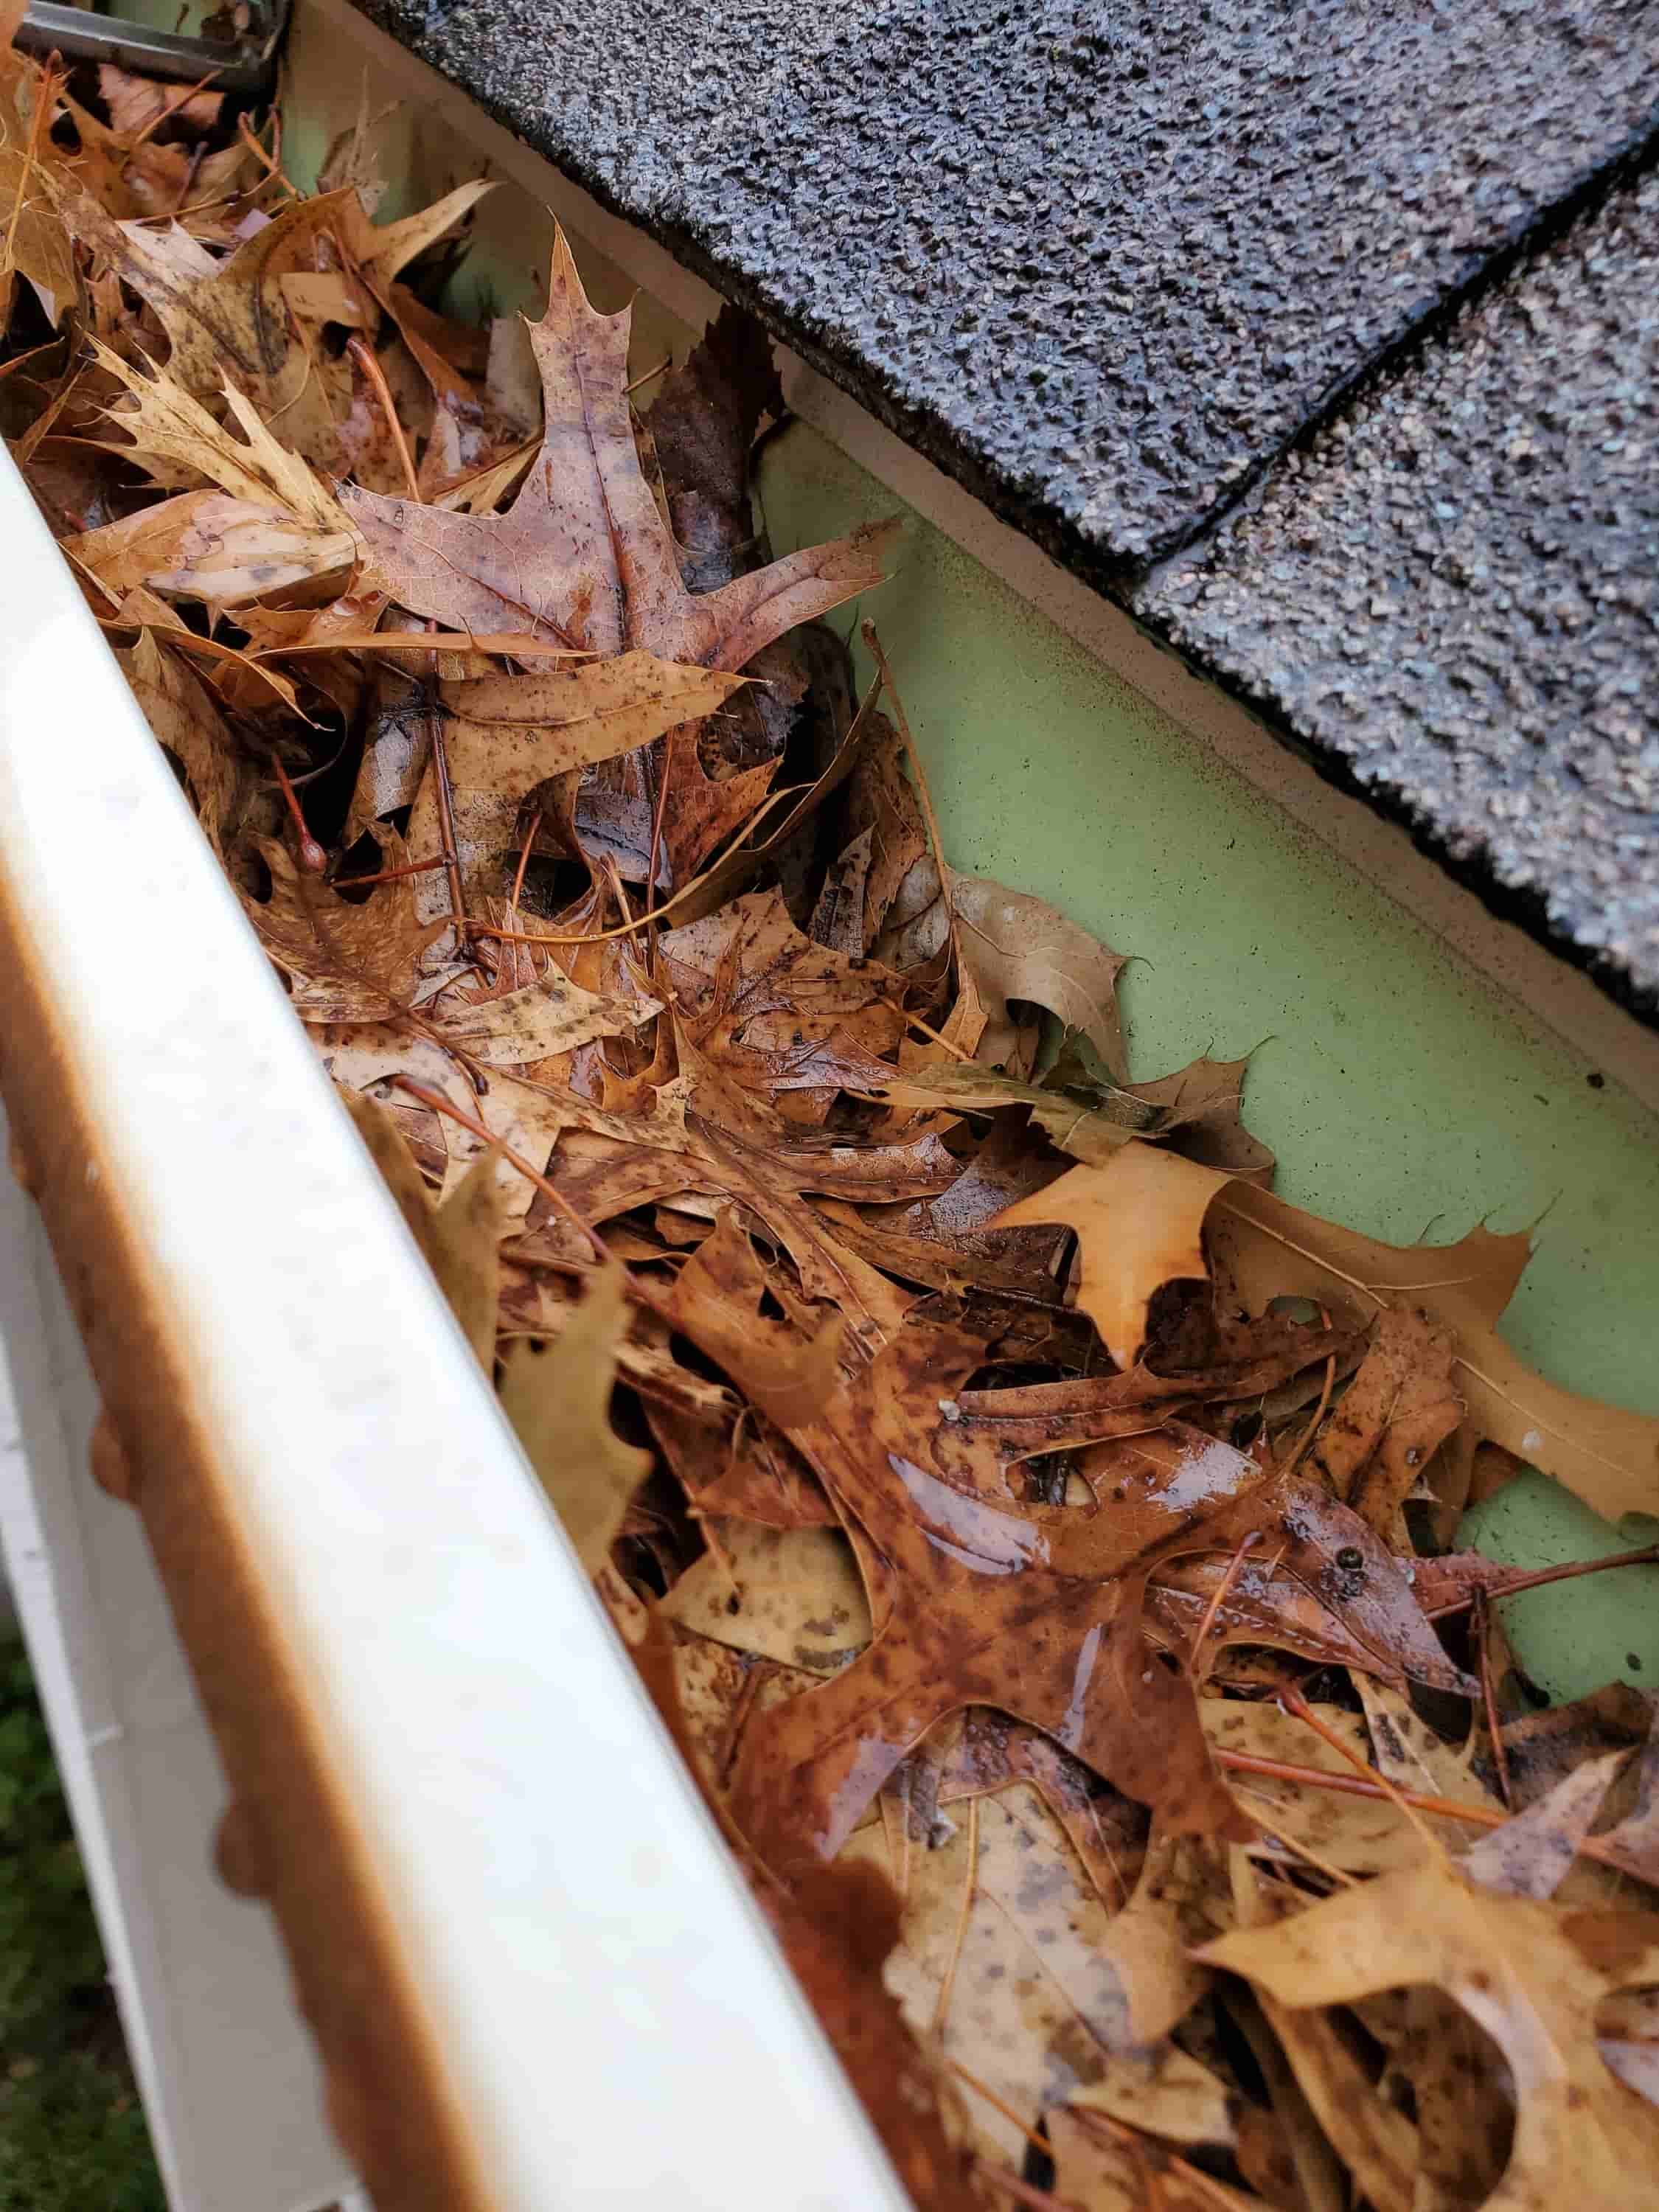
[5,34,1659,2211]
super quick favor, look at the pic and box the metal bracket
[15,0,290,95]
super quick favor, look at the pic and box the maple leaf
[498,1262,652,1575]
[341,226,897,667]
[1200,1855,1659,2211]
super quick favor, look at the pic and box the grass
[0,1638,165,2212]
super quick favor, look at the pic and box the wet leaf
[662,1520,872,1671]
[1200,1854,1659,2211]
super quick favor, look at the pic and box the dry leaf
[341,227,896,668]
[344,1091,504,1366]
[498,1262,652,1573]
[993,1144,1233,1369]
[949,876,1129,1077]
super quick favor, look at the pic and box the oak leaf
[498,1262,652,1575]
[344,1091,504,1368]
[244,837,444,1022]
[341,227,896,667]
[994,1144,1232,1369]
[1200,1854,1659,2211]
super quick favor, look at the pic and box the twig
[509,809,543,911]
[1216,1747,1505,1830]
[644,730,675,956]
[947,2062,1053,2165]
[1278,1685,1441,1853]
[1279,1307,1335,1478]
[419,622,479,967]
[861,619,945,871]
[974,2166,1085,2212]
[327,854,448,891]
[122,67,223,163]
[625,353,672,397]
[1189,1530,1258,1677]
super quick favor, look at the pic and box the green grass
[0,1639,165,2212]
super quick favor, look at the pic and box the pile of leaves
[5,22,1659,2210]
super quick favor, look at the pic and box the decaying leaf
[661,1519,871,1670]
[1201,1853,1659,2209]
[17,55,1659,2212]
[342,226,897,670]
[345,1091,504,1366]
[498,1264,653,1573]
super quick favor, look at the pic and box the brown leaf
[848,1783,1139,2163]
[1200,1856,1659,2211]
[949,876,1129,1077]
[1310,1306,1464,1537]
[344,1091,504,1367]
[663,889,907,1119]
[662,1520,872,1671]
[498,1262,652,1574]
[1458,1750,1627,1899]
[118,628,245,855]
[994,1144,1233,1369]
[644,303,783,594]
[666,1219,1253,1862]
[1212,1180,1659,1524]
[340,226,896,667]
[69,489,358,610]
[438,653,748,815]
[51,186,366,471]
[1048,2108,1269,2212]
[244,836,443,1021]
[1228,1863,1418,2212]
[1127,1054,1276,1183]
[855,1060,1160,1163]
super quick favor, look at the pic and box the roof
[360,0,1659,1018]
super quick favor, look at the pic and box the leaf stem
[329,854,448,891]
[391,1076,611,1263]
[345,333,422,504]
[269,751,327,873]
[1423,1540,1659,1618]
